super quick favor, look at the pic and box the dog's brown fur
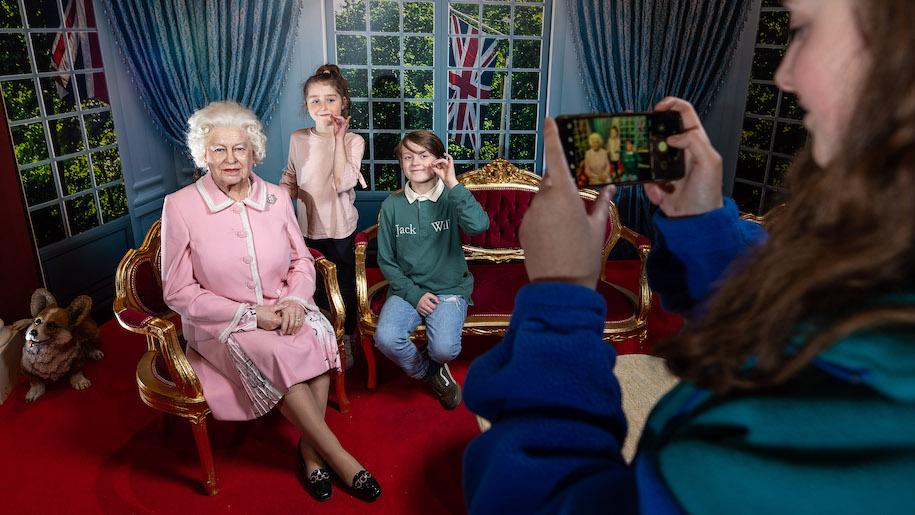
[10,289,103,401]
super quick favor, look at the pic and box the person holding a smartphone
[461,0,915,512]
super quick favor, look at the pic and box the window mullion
[434,0,448,141]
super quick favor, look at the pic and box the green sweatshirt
[377,181,490,308]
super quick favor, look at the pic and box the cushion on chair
[152,352,176,387]
[150,318,187,388]
[458,191,617,250]
[366,262,636,323]
[460,189,534,249]
[466,263,529,316]
[118,307,154,329]
[130,257,170,315]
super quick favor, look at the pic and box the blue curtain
[99,0,302,148]
[567,1,750,242]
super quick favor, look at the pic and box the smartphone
[555,112,685,187]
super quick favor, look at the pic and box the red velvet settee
[353,159,653,391]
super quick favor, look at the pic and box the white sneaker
[343,334,356,370]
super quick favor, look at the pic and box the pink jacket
[161,172,320,413]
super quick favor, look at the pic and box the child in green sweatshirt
[373,130,490,410]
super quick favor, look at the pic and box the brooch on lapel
[266,194,277,205]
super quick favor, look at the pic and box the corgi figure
[11,289,103,401]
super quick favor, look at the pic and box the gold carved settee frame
[355,159,652,391]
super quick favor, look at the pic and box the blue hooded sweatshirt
[462,199,915,513]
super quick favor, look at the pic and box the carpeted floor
[0,274,681,514]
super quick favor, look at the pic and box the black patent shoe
[347,470,382,502]
[297,438,332,502]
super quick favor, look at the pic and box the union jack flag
[50,0,108,103]
[447,13,499,150]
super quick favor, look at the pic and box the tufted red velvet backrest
[459,189,617,250]
[460,188,535,249]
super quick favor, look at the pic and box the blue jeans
[373,294,468,379]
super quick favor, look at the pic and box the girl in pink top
[280,65,366,369]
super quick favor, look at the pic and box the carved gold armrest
[355,225,379,329]
[148,316,205,399]
[310,248,345,340]
[740,203,786,230]
[603,227,653,325]
[118,307,204,400]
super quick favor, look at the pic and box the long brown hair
[303,64,351,117]
[656,0,915,392]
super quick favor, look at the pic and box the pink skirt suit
[161,172,340,421]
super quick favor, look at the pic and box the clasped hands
[255,301,305,335]
[521,97,724,290]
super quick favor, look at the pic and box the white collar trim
[196,172,267,213]
[404,178,444,204]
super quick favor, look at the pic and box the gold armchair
[740,203,787,230]
[354,159,653,391]
[113,220,348,496]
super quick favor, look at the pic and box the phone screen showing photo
[556,112,685,187]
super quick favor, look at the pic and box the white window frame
[325,0,552,191]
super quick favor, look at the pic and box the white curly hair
[186,100,267,169]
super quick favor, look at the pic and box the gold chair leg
[361,334,377,392]
[189,416,219,496]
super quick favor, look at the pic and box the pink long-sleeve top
[279,129,366,240]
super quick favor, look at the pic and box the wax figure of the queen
[161,101,381,503]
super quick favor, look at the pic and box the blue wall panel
[39,217,132,320]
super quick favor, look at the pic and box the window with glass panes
[328,0,551,191]
[0,0,127,248]
[734,0,807,215]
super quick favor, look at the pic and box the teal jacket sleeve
[447,183,490,236]
[376,200,426,308]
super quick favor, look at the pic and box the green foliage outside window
[1,0,128,247]
[58,155,91,195]
[0,34,29,75]
[0,0,21,28]
[2,79,39,118]
[404,2,433,33]
[20,164,55,205]
[333,0,548,190]
[736,5,807,215]
[65,192,99,234]
[11,123,49,164]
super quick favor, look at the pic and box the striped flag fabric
[50,0,108,104]
[447,13,499,150]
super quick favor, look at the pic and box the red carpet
[0,271,680,514]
